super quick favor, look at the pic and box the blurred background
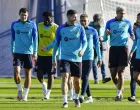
[0,0,140,79]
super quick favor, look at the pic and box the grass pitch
[0,78,140,110]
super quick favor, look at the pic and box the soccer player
[103,6,134,101]
[52,9,87,108]
[129,13,140,102]
[11,8,38,101]
[128,22,138,102]
[36,11,58,99]
[89,14,111,84]
[79,14,102,103]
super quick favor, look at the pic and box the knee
[133,72,138,81]
[14,68,20,75]
[82,75,88,81]
[62,73,69,82]
[74,77,80,85]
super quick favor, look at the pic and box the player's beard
[44,21,51,26]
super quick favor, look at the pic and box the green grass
[0,78,140,110]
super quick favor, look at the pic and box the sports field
[0,78,140,110]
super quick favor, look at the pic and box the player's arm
[129,34,137,63]
[52,27,61,66]
[78,26,87,57]
[93,29,102,67]
[11,22,15,57]
[98,25,105,41]
[41,40,56,51]
[103,21,111,42]
[128,21,135,41]
[32,22,38,59]
[46,40,56,50]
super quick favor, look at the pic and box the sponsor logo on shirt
[16,30,29,34]
[16,30,20,34]
[113,30,124,34]
[26,26,30,28]
[64,37,78,42]
[121,23,126,28]
[64,37,69,41]
[40,34,50,38]
[87,32,91,35]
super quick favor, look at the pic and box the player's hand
[78,50,84,57]
[52,60,57,68]
[40,46,46,51]
[97,61,102,67]
[32,54,37,61]
[106,29,111,35]
[128,53,133,65]
[99,37,103,42]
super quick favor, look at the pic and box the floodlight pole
[83,0,88,14]
[100,0,105,23]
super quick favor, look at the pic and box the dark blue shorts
[133,58,140,72]
[82,60,93,78]
[36,56,52,73]
[59,60,82,78]
[13,53,33,69]
[109,46,128,68]
[131,51,136,66]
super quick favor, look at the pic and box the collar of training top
[114,17,125,21]
[18,19,31,23]
[44,22,53,26]
[85,26,89,30]
[64,22,76,27]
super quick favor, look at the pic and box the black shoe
[115,95,123,101]
[79,97,84,103]
[62,102,68,108]
[128,96,136,102]
[102,77,111,83]
[74,99,80,107]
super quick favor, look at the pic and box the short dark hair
[67,9,77,16]
[43,11,52,17]
[19,8,28,15]
[137,13,140,16]
[93,14,102,22]
[80,14,88,18]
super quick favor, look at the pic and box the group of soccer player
[10,5,140,108]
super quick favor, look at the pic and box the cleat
[102,77,111,83]
[17,90,22,101]
[62,103,68,108]
[85,96,93,103]
[79,96,84,103]
[115,95,123,101]
[94,80,99,84]
[74,99,80,107]
[128,96,136,102]
[22,96,28,101]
